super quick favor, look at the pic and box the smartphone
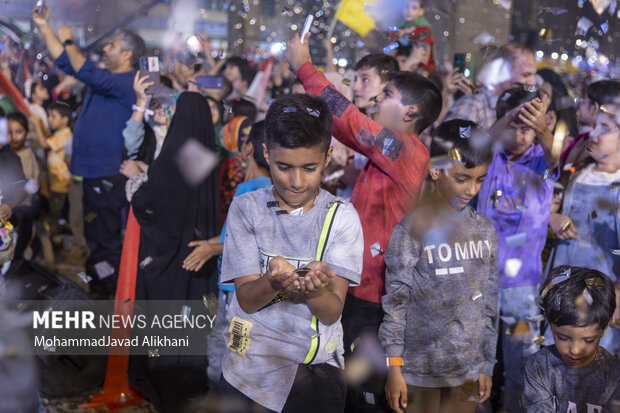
[139,56,160,95]
[0,117,7,146]
[300,15,313,45]
[453,53,467,75]
[35,0,46,14]
[195,75,224,89]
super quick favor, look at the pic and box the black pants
[341,294,392,413]
[82,175,126,296]
[219,363,346,413]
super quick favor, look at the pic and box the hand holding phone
[35,0,46,14]
[300,15,313,45]
[139,56,160,96]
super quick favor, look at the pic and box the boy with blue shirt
[218,94,364,413]
[478,86,560,412]
[523,266,620,411]
[380,120,499,413]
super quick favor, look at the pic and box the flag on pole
[334,0,378,37]
[244,56,274,106]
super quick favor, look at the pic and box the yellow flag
[335,0,378,37]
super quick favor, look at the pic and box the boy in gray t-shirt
[218,94,363,413]
[380,120,499,413]
[523,266,620,412]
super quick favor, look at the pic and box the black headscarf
[131,92,219,300]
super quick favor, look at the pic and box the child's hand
[445,68,474,95]
[519,97,550,137]
[133,72,154,107]
[549,213,579,240]
[183,240,217,271]
[477,373,492,403]
[385,367,408,413]
[299,261,335,295]
[267,256,300,292]
[0,204,12,220]
[119,160,143,178]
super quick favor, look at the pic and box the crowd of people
[0,0,619,412]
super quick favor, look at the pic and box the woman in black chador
[129,92,219,412]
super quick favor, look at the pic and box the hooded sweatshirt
[379,203,499,387]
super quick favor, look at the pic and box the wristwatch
[62,39,75,47]
[386,356,404,367]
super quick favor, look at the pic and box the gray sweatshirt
[378,204,499,387]
[523,345,620,412]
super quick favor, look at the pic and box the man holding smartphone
[32,5,146,297]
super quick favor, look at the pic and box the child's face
[578,95,597,126]
[353,67,385,110]
[48,109,69,132]
[373,81,410,131]
[403,0,424,22]
[432,162,489,210]
[33,83,50,102]
[504,120,536,159]
[549,323,605,367]
[153,107,168,126]
[587,112,620,161]
[8,120,26,150]
[263,143,332,211]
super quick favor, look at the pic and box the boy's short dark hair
[541,266,616,329]
[354,54,399,83]
[231,98,257,122]
[7,112,29,132]
[390,71,442,134]
[264,94,332,153]
[587,80,620,107]
[496,86,538,119]
[430,120,492,168]
[48,101,73,125]
[414,68,443,93]
[29,81,43,102]
[246,120,269,170]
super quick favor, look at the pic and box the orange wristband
[386,356,404,367]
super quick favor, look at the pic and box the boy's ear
[262,143,270,164]
[428,165,440,181]
[324,145,333,165]
[404,105,419,123]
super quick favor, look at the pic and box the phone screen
[453,53,467,75]
[139,56,160,95]
[195,76,224,89]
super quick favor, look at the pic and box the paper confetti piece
[139,256,153,270]
[77,272,93,283]
[576,16,594,34]
[369,242,383,258]
[505,258,522,278]
[471,291,483,301]
[382,42,399,54]
[505,232,526,248]
[175,138,219,186]
[582,288,593,305]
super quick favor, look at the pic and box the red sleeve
[297,62,428,178]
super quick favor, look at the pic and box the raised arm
[32,6,85,73]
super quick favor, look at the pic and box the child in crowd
[477,86,559,412]
[286,32,442,410]
[34,101,73,247]
[523,266,620,411]
[7,112,40,258]
[193,120,272,384]
[352,54,399,112]
[380,120,498,413]
[563,80,620,166]
[218,94,363,413]
[548,101,620,355]
[388,0,435,70]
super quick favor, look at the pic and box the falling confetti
[77,272,93,283]
[369,242,383,257]
[582,288,594,305]
[505,258,522,278]
[576,16,594,34]
[505,232,526,248]
[175,138,219,186]
[139,256,153,270]
[471,291,483,301]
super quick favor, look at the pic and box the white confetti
[576,16,594,34]
[582,288,593,305]
[94,260,114,279]
[24,179,39,195]
[471,291,483,301]
[369,242,382,258]
[175,138,219,186]
[478,58,511,92]
[612,249,620,255]
[77,272,92,283]
[505,258,522,278]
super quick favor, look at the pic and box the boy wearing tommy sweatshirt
[379,120,499,413]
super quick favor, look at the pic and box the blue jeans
[207,290,234,384]
[498,284,544,413]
